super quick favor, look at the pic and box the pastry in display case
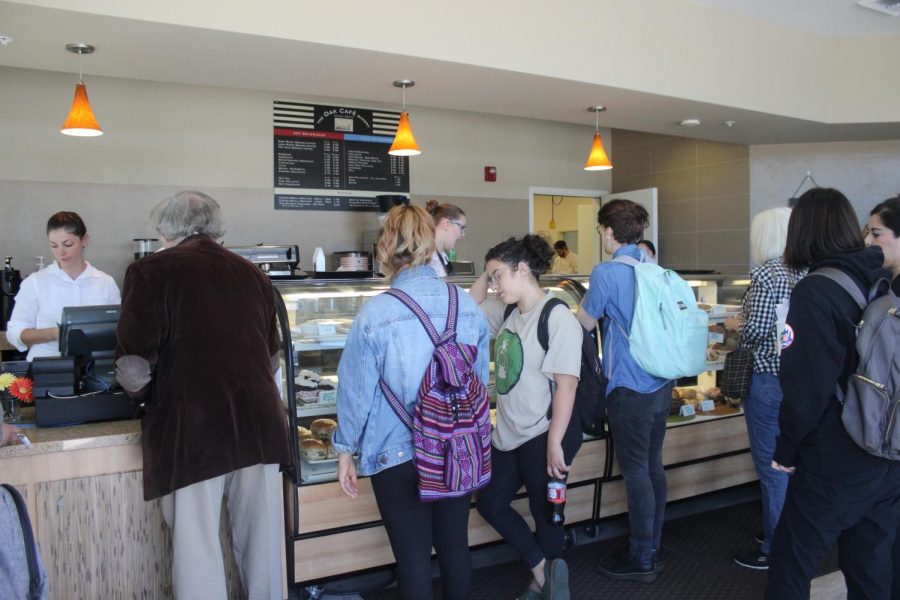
[271,273,755,588]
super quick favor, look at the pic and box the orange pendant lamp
[584,106,611,171]
[60,43,103,137]
[388,80,421,156]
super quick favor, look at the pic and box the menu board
[273,101,410,211]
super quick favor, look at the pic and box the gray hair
[750,206,791,265]
[150,190,226,241]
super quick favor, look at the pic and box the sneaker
[652,549,665,574]
[754,531,764,544]
[542,558,570,600]
[734,548,769,570]
[517,586,543,600]
[596,550,657,583]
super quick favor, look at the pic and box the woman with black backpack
[469,235,583,600]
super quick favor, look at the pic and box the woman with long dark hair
[767,188,900,599]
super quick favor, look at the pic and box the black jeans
[370,460,473,600]
[475,424,582,570]
[767,458,900,600]
[606,383,673,567]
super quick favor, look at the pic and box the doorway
[529,187,605,275]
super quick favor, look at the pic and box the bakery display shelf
[295,401,338,418]
[292,337,348,352]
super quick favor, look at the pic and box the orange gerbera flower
[9,377,33,403]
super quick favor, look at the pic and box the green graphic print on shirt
[494,328,524,395]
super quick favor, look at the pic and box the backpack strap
[383,283,459,344]
[2,484,42,599]
[537,297,569,353]
[807,267,885,407]
[809,268,866,310]
[612,254,640,267]
[379,283,460,431]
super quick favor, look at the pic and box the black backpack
[504,298,608,437]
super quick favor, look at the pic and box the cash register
[29,304,134,426]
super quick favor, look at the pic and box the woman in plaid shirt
[727,207,807,570]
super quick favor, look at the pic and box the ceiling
[1,1,899,146]
[689,0,900,36]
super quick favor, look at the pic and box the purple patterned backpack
[379,283,492,501]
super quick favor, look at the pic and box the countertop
[0,408,141,458]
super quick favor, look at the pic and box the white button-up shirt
[6,262,120,360]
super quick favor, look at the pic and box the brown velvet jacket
[116,235,292,500]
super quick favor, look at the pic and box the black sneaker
[596,550,657,583]
[652,549,665,574]
[734,549,769,570]
[542,558,570,600]
[754,531,764,544]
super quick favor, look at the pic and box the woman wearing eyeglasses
[469,235,582,600]
[425,200,467,277]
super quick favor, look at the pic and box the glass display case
[273,275,587,486]
[273,273,756,588]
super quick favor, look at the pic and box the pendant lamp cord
[790,171,819,199]
[401,85,407,112]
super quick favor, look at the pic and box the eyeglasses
[449,219,467,233]
[487,266,516,289]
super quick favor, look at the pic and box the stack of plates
[339,255,369,270]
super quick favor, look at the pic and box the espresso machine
[1,257,21,329]
[226,245,304,279]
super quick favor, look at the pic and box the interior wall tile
[658,199,698,234]
[698,230,750,266]
[697,160,749,199]
[653,168,698,203]
[659,232,698,267]
[611,143,652,179]
[611,129,662,149]
[697,140,749,166]
[651,137,698,172]
[698,195,750,231]
[612,173,657,194]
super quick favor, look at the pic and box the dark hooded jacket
[774,246,892,473]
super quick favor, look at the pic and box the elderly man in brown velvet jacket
[115,190,291,600]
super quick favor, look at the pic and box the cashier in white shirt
[6,211,120,360]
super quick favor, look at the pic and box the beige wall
[750,140,900,230]
[0,66,610,283]
[611,130,750,273]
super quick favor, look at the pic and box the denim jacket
[332,266,490,476]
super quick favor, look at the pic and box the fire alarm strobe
[484,166,497,182]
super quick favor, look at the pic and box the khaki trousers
[161,463,283,600]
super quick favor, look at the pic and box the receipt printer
[31,356,76,398]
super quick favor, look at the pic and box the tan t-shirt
[482,292,582,451]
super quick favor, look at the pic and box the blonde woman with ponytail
[333,204,490,600]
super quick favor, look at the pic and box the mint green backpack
[614,256,709,379]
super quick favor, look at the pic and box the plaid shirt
[740,257,807,374]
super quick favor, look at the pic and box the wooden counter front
[0,413,285,600]
[290,414,755,585]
